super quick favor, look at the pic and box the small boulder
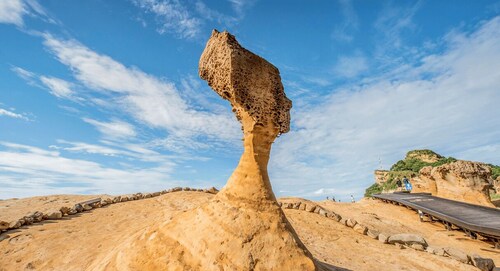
[151,192,160,197]
[112,196,121,203]
[144,193,152,198]
[277,202,283,207]
[82,204,92,211]
[346,218,357,228]
[353,224,368,235]
[292,202,301,209]
[67,208,78,215]
[9,220,23,229]
[395,243,405,249]
[411,244,425,251]
[46,210,63,220]
[0,221,10,230]
[120,197,129,202]
[299,203,307,211]
[74,204,84,212]
[318,208,328,217]
[207,187,219,194]
[306,204,317,213]
[388,234,427,248]
[32,211,44,222]
[367,229,380,239]
[60,206,71,215]
[339,218,347,226]
[332,214,342,222]
[444,247,470,264]
[471,254,494,271]
[378,233,389,244]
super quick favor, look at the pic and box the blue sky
[1,0,499,200]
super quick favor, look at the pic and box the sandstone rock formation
[99,30,322,270]
[406,150,442,163]
[412,161,494,207]
[374,170,389,185]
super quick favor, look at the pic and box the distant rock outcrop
[105,30,322,271]
[412,161,494,207]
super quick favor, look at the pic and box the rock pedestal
[101,30,323,270]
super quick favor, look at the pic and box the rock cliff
[412,161,494,207]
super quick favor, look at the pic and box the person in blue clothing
[403,176,412,192]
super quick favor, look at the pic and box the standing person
[403,176,412,192]
[332,196,336,202]
[326,196,329,200]
[350,195,355,203]
[396,179,402,191]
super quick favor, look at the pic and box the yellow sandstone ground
[1,192,495,271]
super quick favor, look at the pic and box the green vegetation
[488,164,500,180]
[364,149,459,197]
[383,170,416,187]
[390,151,457,173]
[406,149,443,159]
[490,191,500,201]
[364,183,382,197]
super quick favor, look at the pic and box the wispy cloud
[373,1,422,67]
[42,34,239,145]
[332,53,368,78]
[331,0,358,42]
[0,107,29,121]
[194,1,237,26]
[131,0,201,39]
[0,0,56,27]
[39,76,75,99]
[271,16,500,201]
[0,142,178,199]
[12,66,82,101]
[0,0,25,26]
[227,0,255,16]
[83,118,137,140]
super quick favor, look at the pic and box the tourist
[350,195,355,203]
[396,179,402,191]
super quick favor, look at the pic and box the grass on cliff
[364,183,383,197]
[490,192,500,201]
[390,157,457,173]
[488,164,500,180]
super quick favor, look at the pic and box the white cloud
[195,1,236,26]
[39,76,75,98]
[270,16,500,201]
[0,0,55,27]
[332,0,358,42]
[83,118,136,139]
[333,53,368,78]
[0,0,25,26]
[42,34,239,143]
[0,142,178,199]
[227,0,255,16]
[11,66,35,81]
[132,0,201,39]
[0,107,29,121]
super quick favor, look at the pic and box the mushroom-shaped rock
[99,30,323,271]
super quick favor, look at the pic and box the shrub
[488,164,500,180]
[364,183,382,197]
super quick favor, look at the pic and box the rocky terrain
[367,150,499,207]
[1,191,498,271]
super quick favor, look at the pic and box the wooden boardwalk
[373,192,500,246]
